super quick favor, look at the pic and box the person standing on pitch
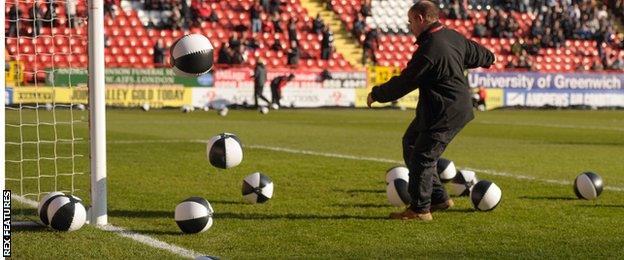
[252,58,271,108]
[270,73,295,108]
[366,1,495,221]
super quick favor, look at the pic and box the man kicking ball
[367,1,495,221]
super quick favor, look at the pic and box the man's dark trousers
[402,119,463,213]
[254,85,271,108]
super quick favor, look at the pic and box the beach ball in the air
[206,133,243,169]
[242,172,274,204]
[170,34,214,77]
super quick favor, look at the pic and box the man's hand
[366,93,374,108]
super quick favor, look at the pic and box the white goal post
[88,0,107,226]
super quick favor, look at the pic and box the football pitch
[8,108,624,259]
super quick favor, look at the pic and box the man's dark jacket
[370,22,495,131]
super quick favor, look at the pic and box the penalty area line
[11,195,207,259]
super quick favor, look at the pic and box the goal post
[88,0,107,226]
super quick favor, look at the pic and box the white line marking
[478,120,624,132]
[244,144,624,192]
[12,195,205,259]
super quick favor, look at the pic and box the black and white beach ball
[385,166,409,184]
[242,172,274,204]
[37,191,65,225]
[170,34,214,77]
[175,197,214,234]
[574,172,603,200]
[449,170,478,197]
[437,158,456,182]
[470,180,502,211]
[206,133,243,169]
[46,195,87,231]
[386,171,411,207]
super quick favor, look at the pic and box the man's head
[407,0,440,38]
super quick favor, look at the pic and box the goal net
[4,0,107,225]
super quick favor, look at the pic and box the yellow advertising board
[5,61,25,85]
[360,65,419,108]
[484,88,503,110]
[10,84,192,108]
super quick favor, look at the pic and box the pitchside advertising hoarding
[194,67,365,107]
[469,72,624,107]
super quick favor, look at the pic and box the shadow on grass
[13,222,48,233]
[331,203,390,208]
[444,208,476,213]
[109,209,172,218]
[518,196,577,201]
[215,212,387,220]
[332,188,385,194]
[128,229,184,236]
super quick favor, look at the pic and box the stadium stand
[5,0,353,84]
[5,0,624,83]
[330,0,624,71]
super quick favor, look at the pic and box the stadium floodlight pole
[88,0,108,226]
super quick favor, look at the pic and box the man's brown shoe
[389,209,433,221]
[430,199,454,212]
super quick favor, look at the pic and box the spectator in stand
[43,2,57,28]
[287,41,300,65]
[540,27,554,47]
[269,0,281,14]
[246,32,261,50]
[180,0,191,29]
[229,32,241,50]
[7,4,20,37]
[553,30,565,48]
[352,14,365,39]
[250,2,262,33]
[252,59,271,108]
[30,2,43,36]
[447,0,468,20]
[510,38,523,56]
[191,0,211,23]
[473,22,487,37]
[270,35,283,51]
[485,8,498,36]
[523,37,540,55]
[362,28,379,64]
[270,73,295,107]
[153,39,166,67]
[231,45,247,65]
[360,0,372,17]
[321,26,333,60]
[529,20,543,39]
[104,0,116,19]
[288,18,298,43]
[611,53,624,70]
[505,58,518,69]
[208,10,218,23]
[249,3,262,33]
[217,43,233,64]
[271,13,283,33]
[517,50,533,70]
[312,14,324,34]
[591,60,604,71]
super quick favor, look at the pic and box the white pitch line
[244,144,624,192]
[12,195,205,259]
[478,120,624,132]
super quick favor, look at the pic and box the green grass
[8,108,624,259]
